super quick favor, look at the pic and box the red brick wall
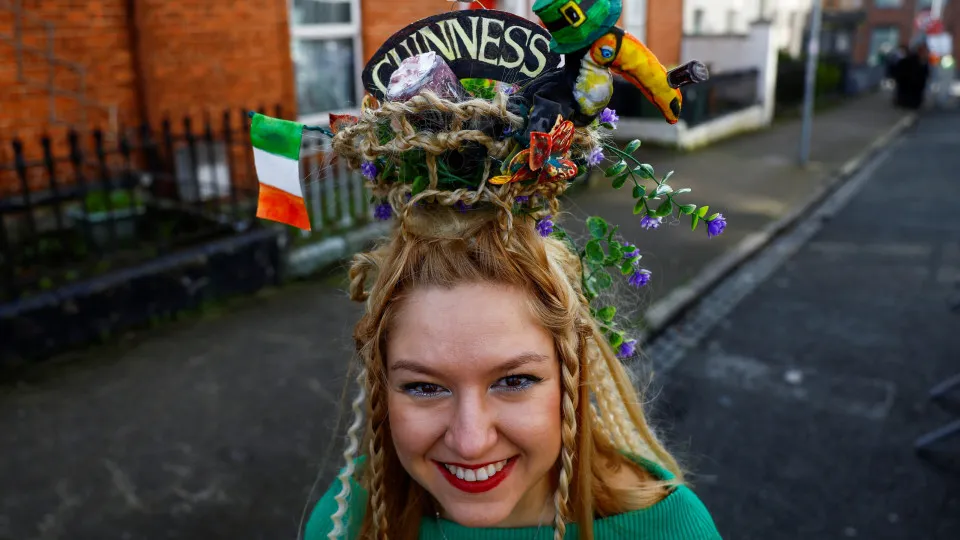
[853,0,913,64]
[359,0,448,63]
[132,0,296,127]
[646,0,683,67]
[0,0,139,143]
[0,0,295,145]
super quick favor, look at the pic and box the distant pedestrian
[885,44,908,82]
[891,43,931,110]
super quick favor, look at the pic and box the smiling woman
[303,200,721,540]
[290,3,722,540]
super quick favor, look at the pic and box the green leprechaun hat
[533,0,623,54]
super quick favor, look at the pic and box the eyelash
[401,374,543,398]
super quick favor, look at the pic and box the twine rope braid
[333,92,524,168]
[330,90,603,239]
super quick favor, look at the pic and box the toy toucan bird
[519,0,708,135]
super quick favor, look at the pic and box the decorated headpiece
[249,5,724,354]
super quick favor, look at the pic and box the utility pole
[799,0,823,167]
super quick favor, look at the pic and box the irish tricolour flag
[250,113,311,230]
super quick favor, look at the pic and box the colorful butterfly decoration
[490,115,578,185]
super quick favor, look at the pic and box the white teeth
[443,459,510,482]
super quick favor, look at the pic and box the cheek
[388,394,447,462]
[500,381,563,453]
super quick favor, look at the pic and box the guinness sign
[362,10,562,99]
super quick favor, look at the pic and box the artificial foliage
[539,133,727,356]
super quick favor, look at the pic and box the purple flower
[707,213,727,238]
[617,339,638,359]
[374,202,393,221]
[535,215,555,237]
[361,161,377,179]
[628,270,651,288]
[587,147,604,166]
[454,200,472,213]
[640,215,662,230]
[515,196,530,204]
[622,246,640,260]
[599,108,619,128]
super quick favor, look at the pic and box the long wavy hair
[326,204,685,540]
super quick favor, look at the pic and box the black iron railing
[609,68,761,128]
[0,107,283,302]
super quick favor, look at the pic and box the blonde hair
[324,92,684,540]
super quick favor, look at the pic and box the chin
[441,499,517,528]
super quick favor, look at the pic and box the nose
[444,392,498,460]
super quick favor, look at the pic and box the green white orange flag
[250,113,311,230]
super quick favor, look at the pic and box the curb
[638,111,918,345]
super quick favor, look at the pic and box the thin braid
[553,338,580,540]
[596,326,679,471]
[327,366,368,540]
[366,367,390,540]
[591,350,636,452]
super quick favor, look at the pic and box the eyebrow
[390,352,551,378]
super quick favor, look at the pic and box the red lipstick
[435,458,517,494]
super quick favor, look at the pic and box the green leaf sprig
[601,139,722,231]
[550,216,643,354]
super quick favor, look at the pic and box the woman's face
[386,282,562,528]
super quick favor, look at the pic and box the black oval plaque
[362,10,562,99]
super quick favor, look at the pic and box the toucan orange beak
[589,30,682,125]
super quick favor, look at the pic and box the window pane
[868,27,899,65]
[293,38,356,116]
[292,0,351,25]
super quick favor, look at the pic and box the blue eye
[601,46,615,59]
[493,374,543,392]
[402,382,449,398]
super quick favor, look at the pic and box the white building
[684,0,811,58]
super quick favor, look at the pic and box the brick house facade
[849,0,958,65]
[1,0,682,149]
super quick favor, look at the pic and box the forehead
[387,283,554,370]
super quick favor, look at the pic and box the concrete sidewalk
[569,89,912,330]
[0,91,919,540]
[640,106,960,539]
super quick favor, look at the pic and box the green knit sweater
[305,455,722,540]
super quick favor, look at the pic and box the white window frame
[289,0,364,126]
[625,0,648,42]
